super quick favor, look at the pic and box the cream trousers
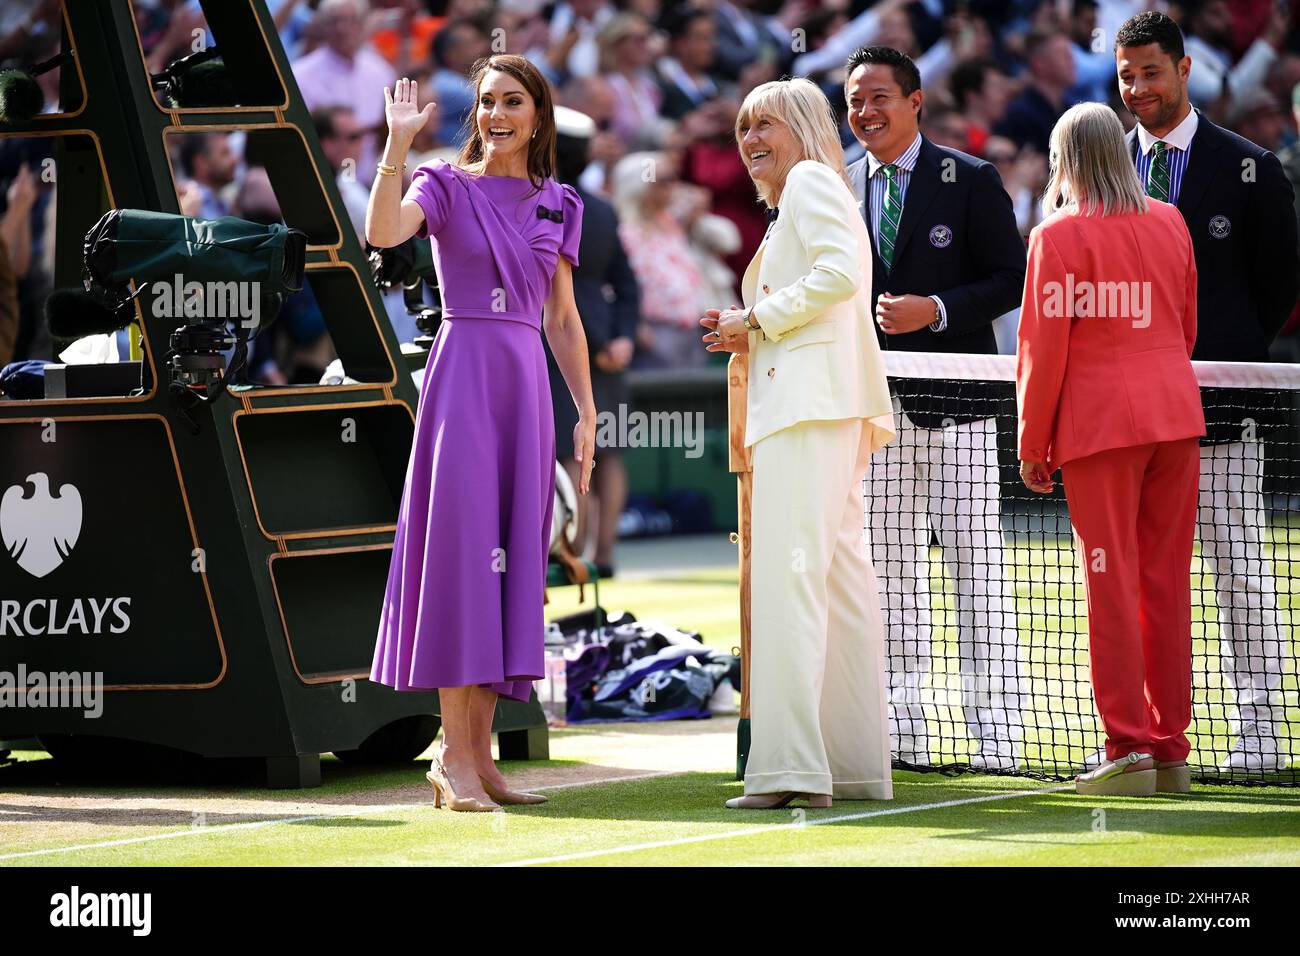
[746,416,893,799]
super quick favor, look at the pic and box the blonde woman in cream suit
[701,77,896,810]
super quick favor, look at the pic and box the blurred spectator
[560,74,626,190]
[1067,0,1116,104]
[293,0,396,187]
[136,0,211,76]
[0,2,58,62]
[677,95,764,286]
[266,0,316,60]
[949,58,1013,156]
[678,183,741,321]
[996,28,1077,156]
[1183,0,1288,114]
[657,5,723,120]
[534,0,616,82]
[368,0,444,76]
[0,233,15,367]
[1280,83,1300,226]
[922,102,970,151]
[0,162,35,367]
[177,133,237,220]
[430,18,492,148]
[549,108,641,577]
[236,168,334,384]
[611,151,712,368]
[793,0,905,81]
[313,105,370,241]
[1229,86,1291,153]
[597,12,666,147]
[711,0,798,83]
[982,134,1047,235]
[1,165,36,284]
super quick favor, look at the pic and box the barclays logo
[1,473,82,578]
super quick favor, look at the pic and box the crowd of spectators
[1,0,1299,377]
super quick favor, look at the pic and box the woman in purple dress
[365,56,596,813]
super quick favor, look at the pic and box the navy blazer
[1125,113,1299,364]
[1127,114,1300,443]
[847,136,1027,426]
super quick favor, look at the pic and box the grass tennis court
[1,550,1296,867]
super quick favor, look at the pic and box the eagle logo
[1,473,82,578]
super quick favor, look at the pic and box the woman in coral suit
[1016,103,1205,797]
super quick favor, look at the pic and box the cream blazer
[742,159,895,450]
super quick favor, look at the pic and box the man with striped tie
[844,47,1029,771]
[1116,12,1300,773]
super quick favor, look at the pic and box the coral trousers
[1060,438,1200,763]
[746,417,893,799]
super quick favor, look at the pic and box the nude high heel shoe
[725,791,832,810]
[426,757,501,812]
[480,775,549,806]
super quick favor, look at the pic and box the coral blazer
[1016,199,1206,472]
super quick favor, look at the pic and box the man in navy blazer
[1116,12,1300,773]
[844,46,1028,771]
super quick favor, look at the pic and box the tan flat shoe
[1076,751,1156,796]
[480,775,549,806]
[1156,760,1191,793]
[725,791,832,810]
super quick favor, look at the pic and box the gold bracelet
[376,161,407,177]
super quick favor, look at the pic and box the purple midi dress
[370,159,583,703]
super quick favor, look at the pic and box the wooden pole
[726,352,752,779]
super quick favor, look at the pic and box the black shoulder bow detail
[537,204,564,223]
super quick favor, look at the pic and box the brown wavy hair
[456,55,557,193]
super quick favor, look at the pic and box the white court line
[496,783,1076,867]
[0,770,681,862]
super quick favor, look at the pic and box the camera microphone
[0,52,73,124]
[44,288,131,340]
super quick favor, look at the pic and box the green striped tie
[1147,140,1170,203]
[878,164,901,271]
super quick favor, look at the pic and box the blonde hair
[596,12,650,74]
[735,78,851,208]
[1042,102,1148,218]
[609,151,666,225]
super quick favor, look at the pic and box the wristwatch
[742,307,760,332]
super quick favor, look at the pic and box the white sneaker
[1219,744,1287,773]
[1079,748,1107,772]
[969,751,1021,772]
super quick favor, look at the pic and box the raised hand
[384,77,435,145]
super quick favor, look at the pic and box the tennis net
[867,350,1298,784]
